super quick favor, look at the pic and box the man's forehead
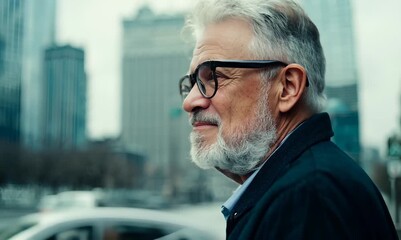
[190,19,254,69]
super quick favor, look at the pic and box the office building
[0,0,25,142]
[0,0,56,146]
[300,0,358,87]
[21,0,56,149]
[43,45,87,149]
[120,7,232,200]
[387,89,401,159]
[300,0,361,161]
[121,6,192,189]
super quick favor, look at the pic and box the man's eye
[206,74,214,82]
[198,65,213,81]
[215,72,229,81]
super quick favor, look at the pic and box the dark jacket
[227,113,397,239]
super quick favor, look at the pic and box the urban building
[43,45,87,149]
[21,0,56,149]
[387,88,401,159]
[120,7,234,201]
[0,0,25,142]
[300,0,361,161]
[326,102,360,160]
[0,0,56,146]
[385,88,401,226]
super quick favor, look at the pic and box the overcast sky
[57,0,401,157]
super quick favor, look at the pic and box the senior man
[179,0,397,239]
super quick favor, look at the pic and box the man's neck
[217,111,313,184]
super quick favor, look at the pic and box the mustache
[190,111,221,126]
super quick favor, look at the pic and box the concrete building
[43,45,86,149]
[120,6,192,190]
[120,7,234,201]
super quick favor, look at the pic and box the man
[179,0,397,239]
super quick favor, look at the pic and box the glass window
[102,224,170,240]
[46,226,93,240]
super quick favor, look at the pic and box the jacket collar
[229,112,334,219]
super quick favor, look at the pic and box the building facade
[0,0,56,146]
[0,0,25,142]
[300,0,361,161]
[121,6,192,190]
[21,0,56,149]
[43,45,86,149]
[120,7,234,200]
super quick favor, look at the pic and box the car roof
[22,207,188,227]
[6,207,217,240]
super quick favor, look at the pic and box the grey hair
[185,0,326,112]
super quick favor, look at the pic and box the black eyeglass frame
[179,60,290,99]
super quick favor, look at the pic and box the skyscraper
[43,45,87,149]
[21,0,56,149]
[120,6,193,191]
[300,0,358,88]
[0,0,25,142]
[121,7,234,201]
[0,0,56,146]
[300,0,361,161]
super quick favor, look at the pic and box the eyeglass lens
[197,65,215,98]
[180,65,216,99]
[180,76,192,98]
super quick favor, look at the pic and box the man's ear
[277,64,308,113]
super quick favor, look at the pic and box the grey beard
[189,96,277,175]
[190,127,276,175]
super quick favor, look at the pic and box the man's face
[182,19,278,175]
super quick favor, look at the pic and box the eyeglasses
[179,60,288,99]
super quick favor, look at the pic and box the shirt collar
[221,121,306,220]
[221,167,260,220]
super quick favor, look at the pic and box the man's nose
[182,85,211,113]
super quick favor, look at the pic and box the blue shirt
[221,165,260,220]
[221,123,304,220]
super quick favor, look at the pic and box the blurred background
[0,0,401,238]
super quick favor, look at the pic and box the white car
[0,207,218,240]
[37,191,102,212]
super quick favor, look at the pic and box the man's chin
[190,131,218,148]
[190,155,214,170]
[190,144,219,170]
